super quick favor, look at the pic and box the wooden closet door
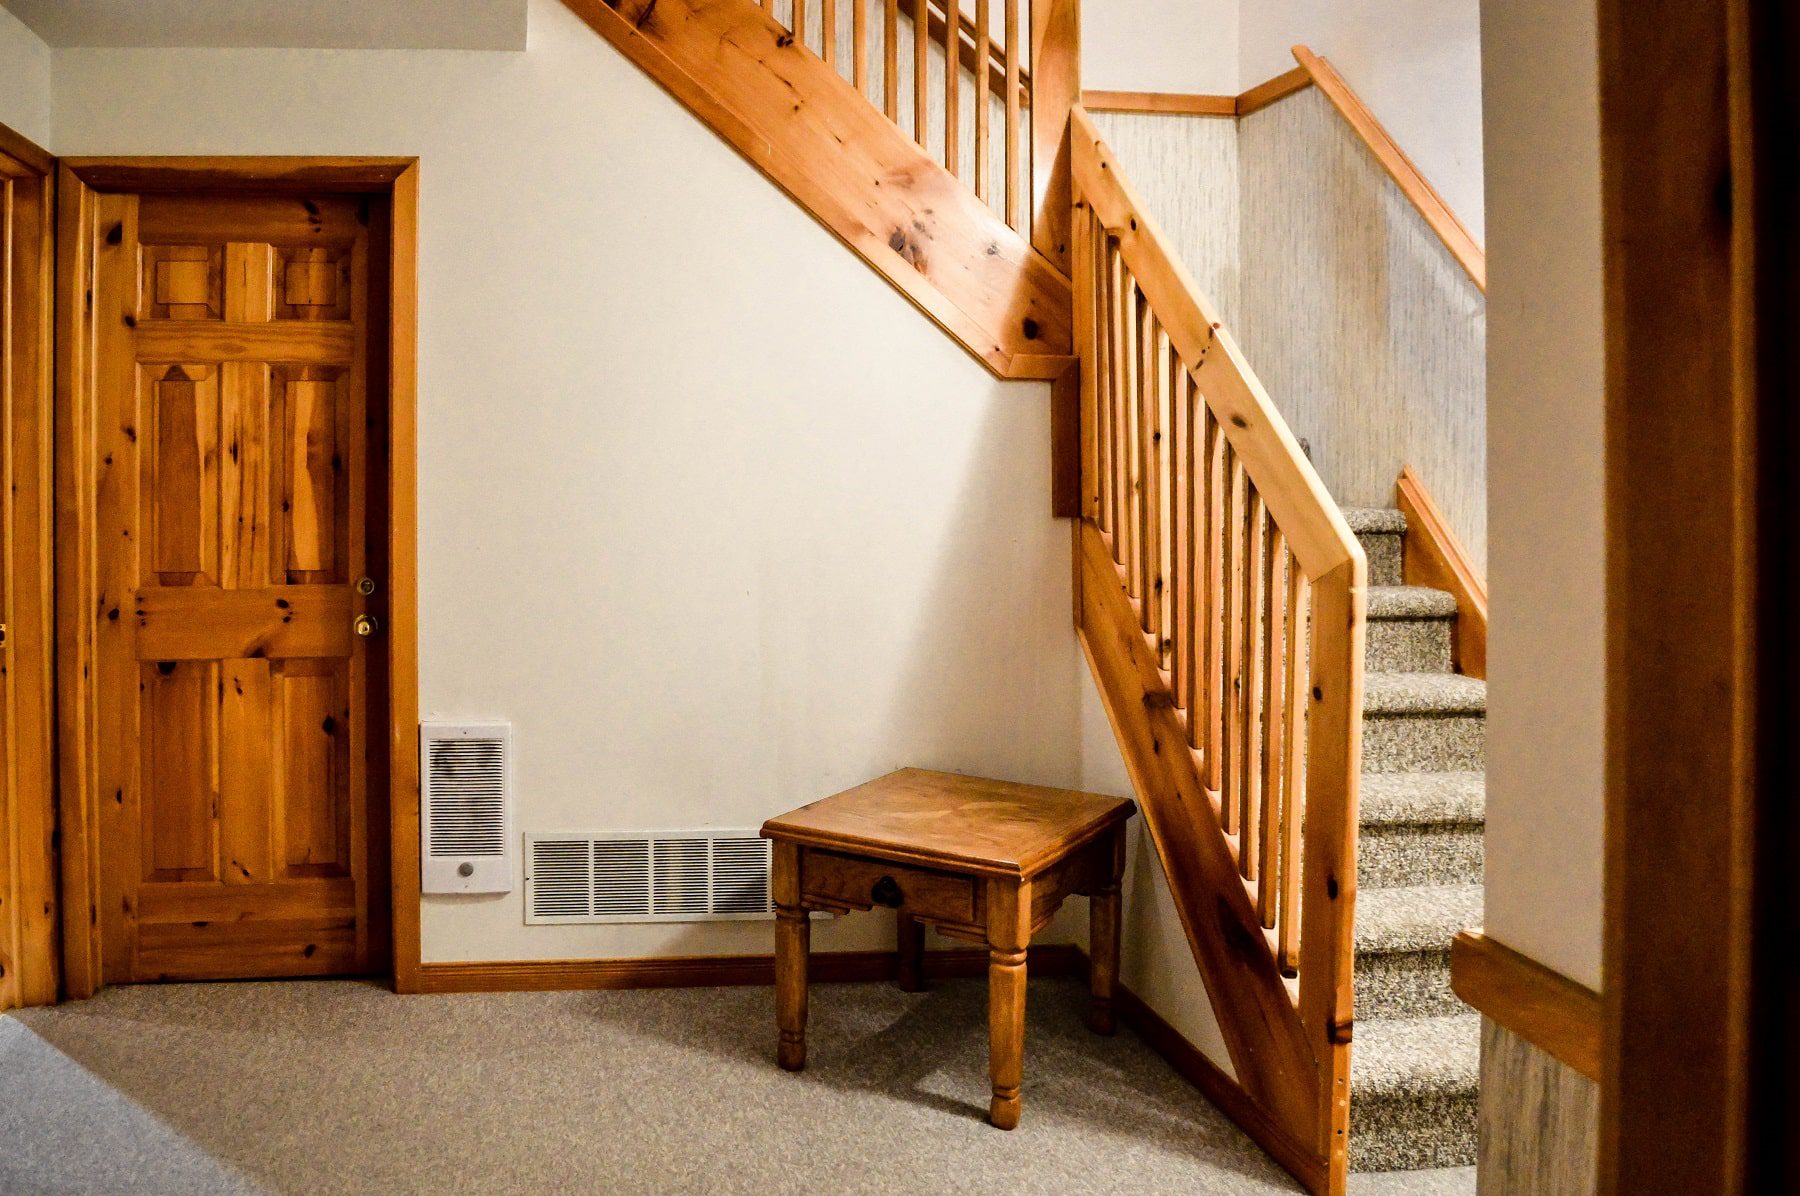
[92,193,378,981]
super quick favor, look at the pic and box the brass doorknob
[353,614,380,638]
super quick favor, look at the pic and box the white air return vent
[525,832,774,924]
[420,722,513,894]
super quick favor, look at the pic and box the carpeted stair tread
[1352,1014,1480,1102]
[1360,772,1486,827]
[1344,507,1407,535]
[1367,586,1459,620]
[1364,672,1487,716]
[1354,884,1483,956]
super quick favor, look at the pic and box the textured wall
[1238,86,1487,566]
[1089,112,1241,326]
[1479,1020,1598,1194]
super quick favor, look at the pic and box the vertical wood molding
[1028,0,1078,272]
[1597,1,1755,1192]
[0,124,58,1011]
[1396,466,1488,679]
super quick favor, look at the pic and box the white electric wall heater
[420,722,514,894]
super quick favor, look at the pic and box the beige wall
[46,0,1093,963]
[1084,1,1238,95]
[0,5,51,146]
[1239,0,1485,244]
[1479,0,1604,994]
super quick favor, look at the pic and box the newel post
[1030,0,1080,272]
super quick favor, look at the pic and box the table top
[761,769,1135,879]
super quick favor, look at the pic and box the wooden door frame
[0,121,58,1012]
[52,157,423,997]
[1596,0,1791,1191]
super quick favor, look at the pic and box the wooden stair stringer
[562,0,1075,380]
[1077,519,1335,1193]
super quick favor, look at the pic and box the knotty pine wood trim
[1598,0,1761,1189]
[557,0,1073,380]
[1289,46,1486,292]
[1450,932,1601,1082]
[1395,465,1488,679]
[1080,91,1237,118]
[415,944,1085,994]
[0,123,58,1012]
[1235,66,1313,118]
[51,158,421,1000]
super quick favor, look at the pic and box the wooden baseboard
[415,943,1085,994]
[1112,984,1328,1194]
[1397,464,1489,679]
[1450,931,1601,1081]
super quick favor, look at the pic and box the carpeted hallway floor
[2,976,1472,1195]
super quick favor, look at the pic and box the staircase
[1345,508,1482,1172]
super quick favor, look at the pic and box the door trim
[0,121,57,1012]
[53,157,422,996]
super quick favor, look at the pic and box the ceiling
[1,0,528,50]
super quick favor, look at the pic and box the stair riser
[1358,825,1484,888]
[1357,531,1404,586]
[1366,618,1454,673]
[1363,714,1485,773]
[1350,1093,1479,1172]
[1354,950,1464,1020]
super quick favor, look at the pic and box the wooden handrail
[1289,46,1486,291]
[1071,104,1366,1192]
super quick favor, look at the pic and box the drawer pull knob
[871,876,903,908]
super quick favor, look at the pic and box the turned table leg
[774,842,809,1071]
[986,877,1031,1130]
[1087,824,1126,1035]
[896,910,926,992]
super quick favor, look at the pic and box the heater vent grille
[525,832,774,924]
[420,722,513,894]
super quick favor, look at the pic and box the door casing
[53,157,423,996]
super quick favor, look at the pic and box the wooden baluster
[1278,568,1310,976]
[1171,366,1193,719]
[885,0,900,119]
[1123,286,1144,598]
[795,0,809,51]
[974,0,991,202]
[1004,0,1021,230]
[1258,523,1288,928]
[1221,448,1247,839]
[914,0,931,150]
[1202,410,1226,789]
[822,0,836,69]
[1109,251,1130,551]
[944,0,961,176]
[1137,305,1159,635]
[853,0,868,93]
[1241,489,1268,882]
[1159,335,1178,672]
[1094,231,1114,537]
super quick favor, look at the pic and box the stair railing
[1070,104,1366,1192]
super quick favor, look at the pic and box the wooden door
[89,192,383,982]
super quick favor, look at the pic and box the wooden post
[986,876,1031,1129]
[773,841,810,1071]
[1028,0,1079,270]
[1086,825,1126,1035]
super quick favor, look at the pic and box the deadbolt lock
[356,577,377,596]
[353,614,380,638]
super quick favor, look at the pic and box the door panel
[93,190,376,982]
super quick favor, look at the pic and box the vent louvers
[420,722,514,894]
[525,832,775,924]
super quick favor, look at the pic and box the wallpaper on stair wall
[1238,86,1488,568]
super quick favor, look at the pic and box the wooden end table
[760,768,1136,1129]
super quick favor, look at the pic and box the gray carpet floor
[2,977,1472,1195]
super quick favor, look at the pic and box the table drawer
[801,849,978,925]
